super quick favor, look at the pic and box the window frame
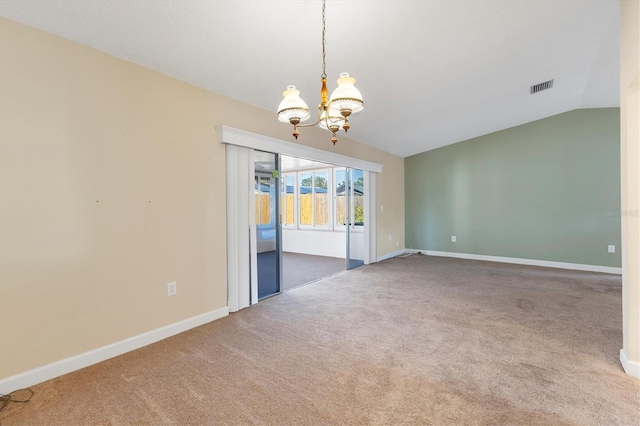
[298,169,331,230]
[333,168,365,233]
[281,166,368,233]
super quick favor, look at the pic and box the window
[281,167,363,231]
[314,171,329,226]
[299,171,330,228]
[334,168,364,229]
[335,169,347,226]
[352,169,364,227]
[255,175,272,225]
[281,174,295,226]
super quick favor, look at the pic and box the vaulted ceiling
[0,0,620,157]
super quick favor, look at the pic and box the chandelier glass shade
[318,106,345,132]
[277,85,311,124]
[276,0,364,145]
[329,73,364,114]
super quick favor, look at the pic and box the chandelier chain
[321,0,327,79]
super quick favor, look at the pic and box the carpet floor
[282,252,345,291]
[1,255,638,425]
[258,252,346,298]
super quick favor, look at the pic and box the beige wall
[620,0,640,369]
[0,18,405,379]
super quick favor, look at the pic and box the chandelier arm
[293,103,337,129]
[295,110,323,128]
[296,120,321,129]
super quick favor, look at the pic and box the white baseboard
[620,349,640,378]
[377,249,409,262]
[0,307,229,394]
[407,249,622,275]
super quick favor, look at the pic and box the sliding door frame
[253,153,282,301]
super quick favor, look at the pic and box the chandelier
[277,0,364,145]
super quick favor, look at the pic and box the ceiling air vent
[530,79,554,94]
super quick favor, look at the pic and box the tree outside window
[335,168,364,227]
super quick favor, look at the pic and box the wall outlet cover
[167,281,177,296]
[451,236,457,243]
[608,245,615,253]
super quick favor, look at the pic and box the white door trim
[216,126,383,173]
[365,171,376,264]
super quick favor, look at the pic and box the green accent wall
[405,108,621,267]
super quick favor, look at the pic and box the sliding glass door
[345,168,365,269]
[254,151,281,300]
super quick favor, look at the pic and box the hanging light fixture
[277,0,364,145]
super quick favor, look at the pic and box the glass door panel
[346,168,365,270]
[254,151,281,299]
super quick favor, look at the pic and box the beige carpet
[1,255,638,425]
[282,252,345,291]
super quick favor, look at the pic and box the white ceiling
[281,156,332,172]
[0,0,620,157]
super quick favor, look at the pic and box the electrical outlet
[167,281,177,296]
[451,236,457,243]
[608,245,615,253]
[396,241,400,249]
[389,235,392,242]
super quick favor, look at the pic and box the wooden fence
[256,194,364,226]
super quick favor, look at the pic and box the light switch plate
[167,281,177,296]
